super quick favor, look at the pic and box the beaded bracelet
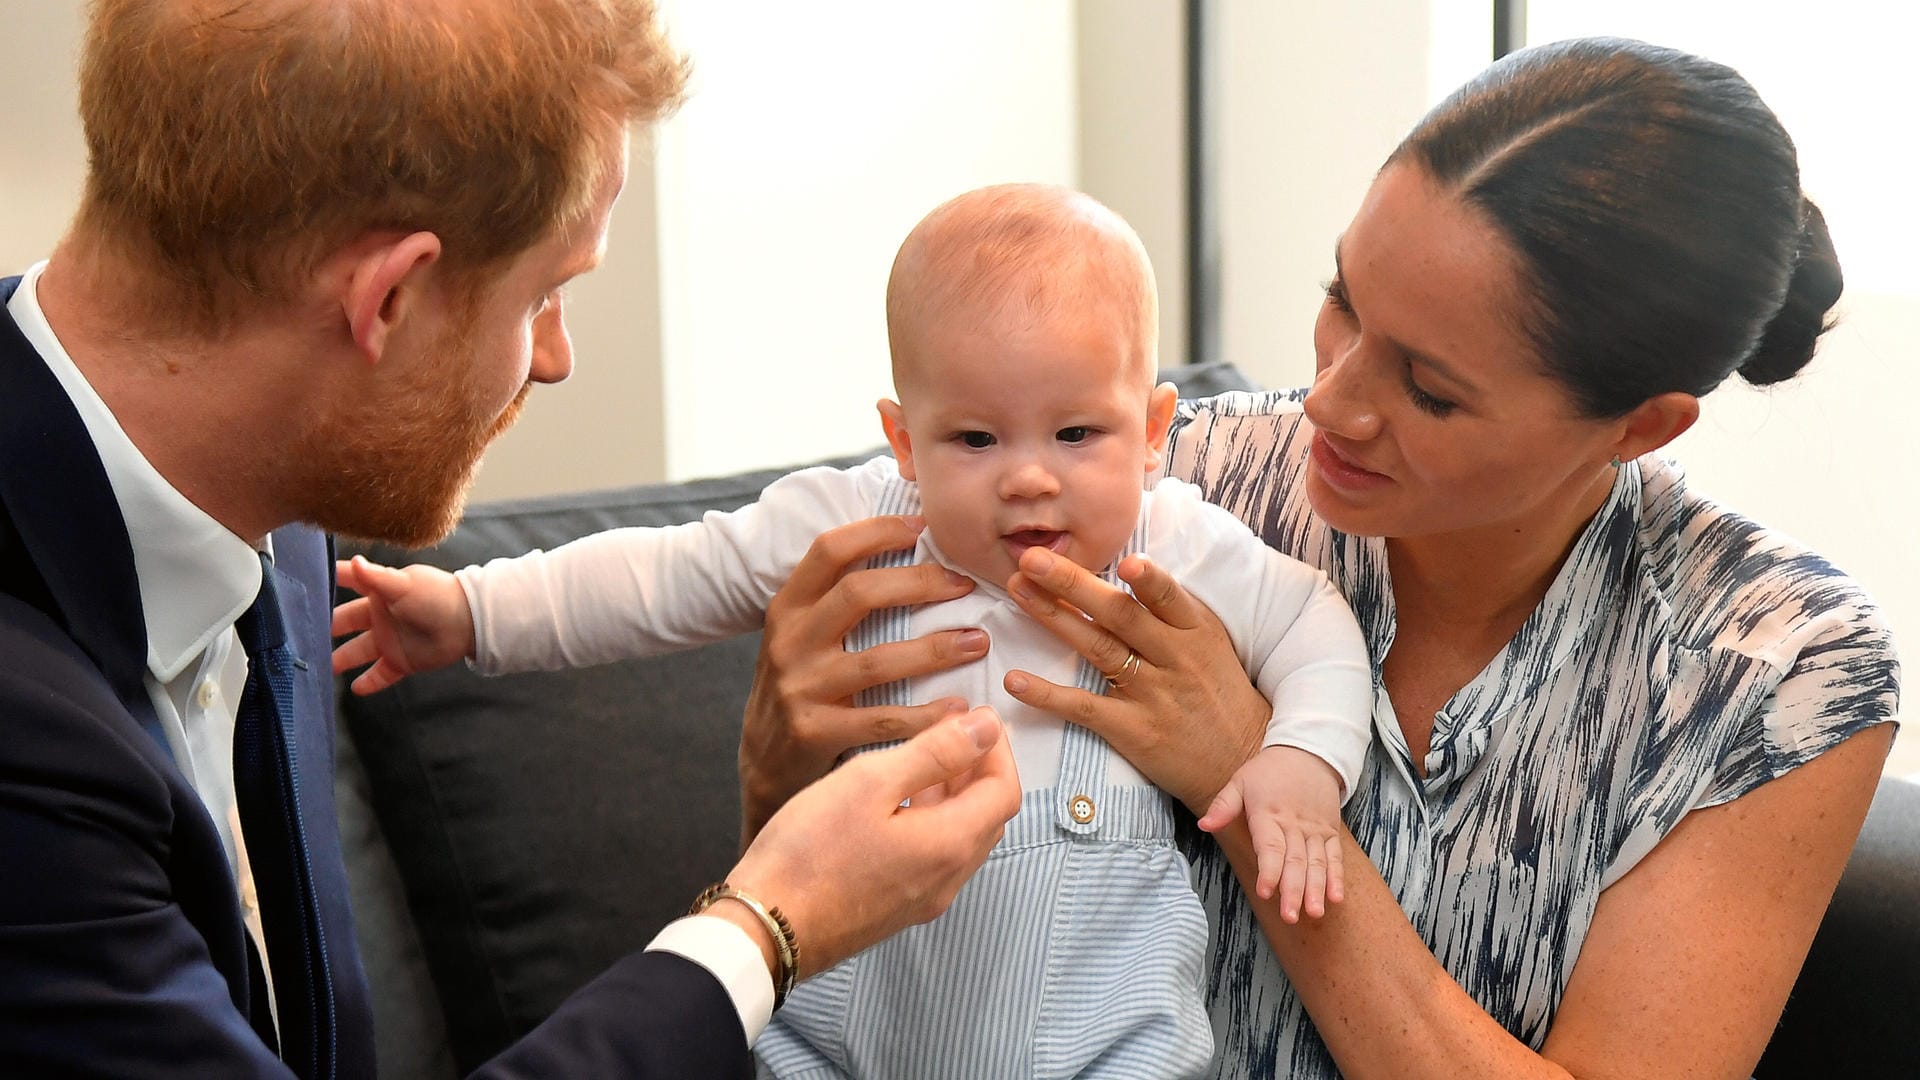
[689,882,800,1010]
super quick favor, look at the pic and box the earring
[1609,454,1622,469]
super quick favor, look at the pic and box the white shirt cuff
[645,913,775,1043]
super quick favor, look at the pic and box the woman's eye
[1321,278,1354,314]
[1403,371,1458,418]
[958,431,995,449]
[1056,426,1093,444]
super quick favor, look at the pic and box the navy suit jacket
[0,275,751,1077]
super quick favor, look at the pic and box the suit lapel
[0,276,373,1076]
[0,276,166,751]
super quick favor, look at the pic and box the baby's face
[882,307,1172,589]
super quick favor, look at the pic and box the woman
[737,38,1900,1078]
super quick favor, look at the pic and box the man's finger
[908,724,1021,849]
[872,706,1004,803]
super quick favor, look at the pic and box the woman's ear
[877,399,917,481]
[1610,391,1700,462]
[342,231,444,363]
[1144,382,1179,472]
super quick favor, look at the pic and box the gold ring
[1105,649,1142,690]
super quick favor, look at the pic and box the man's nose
[530,301,574,384]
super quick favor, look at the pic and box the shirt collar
[8,261,265,682]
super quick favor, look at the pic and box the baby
[332,184,1372,1079]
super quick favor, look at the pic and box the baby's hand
[330,555,476,695]
[1197,745,1345,923]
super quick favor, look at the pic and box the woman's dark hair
[1391,37,1843,417]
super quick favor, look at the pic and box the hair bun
[1739,197,1844,386]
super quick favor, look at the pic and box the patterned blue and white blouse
[1162,390,1901,1079]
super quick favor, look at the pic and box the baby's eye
[1056,426,1094,444]
[957,431,995,449]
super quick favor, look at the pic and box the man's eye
[1056,426,1093,444]
[958,431,995,449]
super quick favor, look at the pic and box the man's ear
[877,398,917,481]
[1609,391,1699,464]
[342,232,444,363]
[1143,382,1178,473]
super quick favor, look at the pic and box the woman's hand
[1000,547,1271,811]
[738,515,991,844]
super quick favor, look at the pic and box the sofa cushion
[338,362,1263,1072]
[1754,776,1920,1078]
[340,449,875,1073]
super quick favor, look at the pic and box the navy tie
[234,553,336,1079]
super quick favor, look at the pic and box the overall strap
[1050,513,1151,835]
[848,471,922,715]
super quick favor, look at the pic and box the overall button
[195,680,219,709]
[1068,794,1096,825]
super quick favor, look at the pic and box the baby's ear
[1143,382,1178,472]
[877,399,917,481]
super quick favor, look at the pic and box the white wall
[650,0,1080,481]
[1076,0,1189,374]
[0,3,87,280]
[1211,0,1438,392]
[1520,1,1919,771]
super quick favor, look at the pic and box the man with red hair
[0,2,1019,1076]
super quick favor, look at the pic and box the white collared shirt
[7,261,272,980]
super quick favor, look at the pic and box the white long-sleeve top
[458,455,1373,798]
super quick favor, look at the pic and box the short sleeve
[1697,599,1901,809]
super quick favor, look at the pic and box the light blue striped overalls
[755,477,1214,1079]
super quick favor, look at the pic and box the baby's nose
[1000,460,1061,499]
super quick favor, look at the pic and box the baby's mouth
[1004,529,1070,554]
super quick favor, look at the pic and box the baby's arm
[331,556,476,695]
[1144,481,1375,918]
[1147,482,1375,795]
[1198,745,1345,920]
[457,461,886,675]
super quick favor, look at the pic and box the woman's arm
[1541,723,1890,1077]
[1209,724,1888,1079]
[1003,547,1893,1080]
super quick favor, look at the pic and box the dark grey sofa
[332,364,1917,1078]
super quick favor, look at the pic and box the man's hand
[739,515,990,845]
[727,706,1021,979]
[330,555,477,695]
